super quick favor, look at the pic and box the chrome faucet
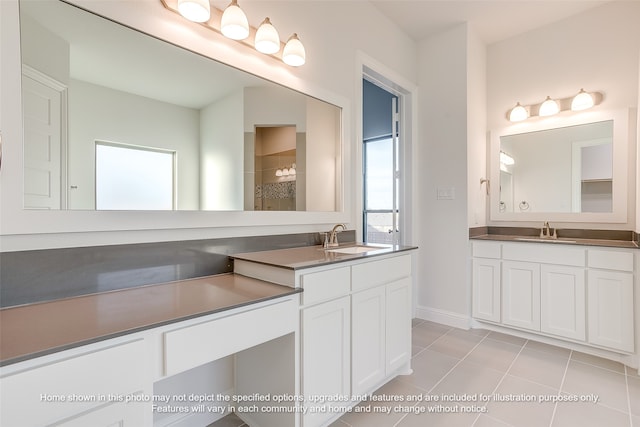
[540,221,557,239]
[327,224,347,247]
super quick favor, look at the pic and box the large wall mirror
[19,0,341,212]
[489,109,633,223]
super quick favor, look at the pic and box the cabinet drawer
[587,249,634,272]
[0,339,146,427]
[503,243,585,267]
[472,241,501,259]
[301,266,350,305]
[352,255,411,292]
[164,298,296,376]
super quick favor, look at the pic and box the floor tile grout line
[389,322,454,427]
[418,330,491,426]
[625,366,633,427]
[548,349,573,427]
[395,327,490,427]
[470,337,529,427]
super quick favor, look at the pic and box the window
[95,141,175,210]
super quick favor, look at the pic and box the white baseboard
[415,306,471,330]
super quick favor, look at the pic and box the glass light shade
[255,18,280,54]
[500,151,515,166]
[288,167,296,175]
[221,0,249,40]
[283,33,306,66]
[571,89,594,111]
[539,96,559,117]
[177,0,211,23]
[282,168,290,176]
[275,169,283,177]
[509,102,528,122]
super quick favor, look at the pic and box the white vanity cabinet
[471,242,501,322]
[587,250,635,352]
[0,339,150,427]
[300,267,351,427]
[351,256,412,396]
[471,240,636,358]
[234,249,414,427]
[502,260,541,331]
[540,264,586,341]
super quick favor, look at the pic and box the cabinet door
[587,270,634,353]
[472,258,501,322]
[502,261,540,331]
[351,286,385,396]
[540,265,585,341]
[302,296,350,427]
[385,277,411,375]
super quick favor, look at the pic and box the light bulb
[221,0,249,40]
[571,89,594,111]
[177,0,211,23]
[509,102,528,122]
[283,33,306,66]
[255,17,280,54]
[539,96,559,117]
[500,151,515,166]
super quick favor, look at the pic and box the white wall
[485,1,640,229]
[200,90,244,211]
[417,24,478,327]
[69,80,201,210]
[306,97,339,212]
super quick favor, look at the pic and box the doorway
[362,75,412,246]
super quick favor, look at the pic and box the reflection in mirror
[250,126,300,211]
[19,0,341,212]
[499,120,613,213]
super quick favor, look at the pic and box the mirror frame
[489,108,634,223]
[0,0,351,236]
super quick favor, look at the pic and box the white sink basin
[514,237,576,244]
[326,245,384,254]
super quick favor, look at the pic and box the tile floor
[210,319,640,427]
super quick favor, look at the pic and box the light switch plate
[437,187,455,200]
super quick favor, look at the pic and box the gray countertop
[0,274,301,366]
[471,234,639,249]
[231,243,418,269]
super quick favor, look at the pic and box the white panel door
[22,70,65,209]
[587,270,634,353]
[302,296,350,427]
[472,258,501,322]
[540,265,586,340]
[502,261,540,331]
[385,277,411,374]
[351,285,385,395]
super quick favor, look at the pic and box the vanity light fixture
[220,0,249,40]
[283,33,306,66]
[163,0,306,66]
[255,18,280,54]
[288,164,297,176]
[571,88,594,111]
[275,168,283,177]
[508,102,528,122]
[177,0,210,22]
[506,89,603,122]
[538,96,560,117]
